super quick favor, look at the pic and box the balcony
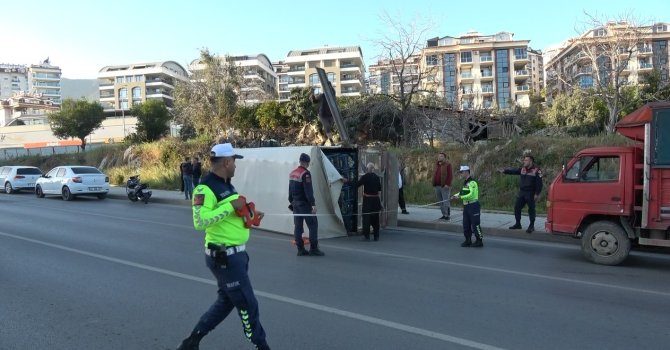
[460,72,474,80]
[574,67,593,76]
[480,71,494,80]
[481,86,494,94]
[637,46,653,55]
[461,89,475,95]
[514,54,528,61]
[515,84,530,93]
[639,62,653,69]
[480,56,493,63]
[515,70,529,76]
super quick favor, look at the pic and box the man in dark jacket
[192,157,202,187]
[358,162,383,241]
[288,153,324,256]
[180,157,193,199]
[433,152,453,220]
[500,155,543,233]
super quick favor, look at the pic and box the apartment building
[274,46,365,102]
[28,59,62,103]
[421,31,543,110]
[189,54,277,105]
[1,92,60,126]
[368,55,421,95]
[546,22,670,97]
[0,64,29,100]
[97,61,189,112]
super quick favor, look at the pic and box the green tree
[130,99,172,142]
[234,105,259,135]
[545,91,608,129]
[256,100,285,130]
[282,87,316,125]
[641,69,670,101]
[174,49,242,139]
[48,98,105,151]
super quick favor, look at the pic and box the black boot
[526,223,535,234]
[309,246,325,256]
[176,330,205,350]
[297,247,310,256]
[471,239,483,247]
[509,223,522,230]
[460,240,472,247]
[256,343,271,350]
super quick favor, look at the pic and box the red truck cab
[546,102,670,265]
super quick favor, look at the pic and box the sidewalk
[107,186,577,245]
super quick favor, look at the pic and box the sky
[1,0,668,79]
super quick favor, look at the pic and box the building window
[132,87,141,98]
[116,76,125,84]
[327,72,336,82]
[426,55,438,66]
[309,61,319,68]
[120,101,128,109]
[594,28,606,37]
[309,74,319,86]
[460,52,473,63]
[119,88,128,99]
[514,48,527,60]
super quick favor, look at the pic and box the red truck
[545,102,670,265]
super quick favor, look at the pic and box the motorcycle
[126,175,152,204]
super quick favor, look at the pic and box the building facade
[368,55,421,95]
[97,61,189,112]
[545,22,670,97]
[274,46,365,102]
[421,31,543,110]
[189,54,277,105]
[28,60,62,103]
[1,92,60,127]
[0,64,29,100]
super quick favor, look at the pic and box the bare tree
[551,12,648,133]
[370,12,437,145]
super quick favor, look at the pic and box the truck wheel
[581,221,631,265]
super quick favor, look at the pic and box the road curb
[107,193,191,206]
[397,219,579,245]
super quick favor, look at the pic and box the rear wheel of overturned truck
[581,221,631,266]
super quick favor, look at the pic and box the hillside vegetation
[1,135,632,212]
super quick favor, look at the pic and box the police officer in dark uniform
[176,143,271,350]
[357,162,383,241]
[451,165,483,247]
[288,153,324,256]
[500,155,543,233]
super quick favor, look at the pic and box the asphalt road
[2,192,670,350]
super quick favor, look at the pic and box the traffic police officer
[288,153,325,256]
[177,143,271,350]
[451,165,483,247]
[500,155,543,233]
[357,162,383,241]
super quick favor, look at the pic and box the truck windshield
[565,156,620,182]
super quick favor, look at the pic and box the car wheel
[62,186,74,201]
[97,193,107,200]
[36,185,45,198]
[581,221,631,266]
[4,182,13,194]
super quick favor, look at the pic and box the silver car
[35,166,110,201]
[0,166,43,194]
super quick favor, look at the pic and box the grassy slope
[1,135,632,212]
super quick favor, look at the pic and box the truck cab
[545,102,670,265]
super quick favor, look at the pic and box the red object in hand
[234,195,262,228]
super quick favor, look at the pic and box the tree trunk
[80,138,87,151]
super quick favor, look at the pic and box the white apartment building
[545,22,670,97]
[28,59,62,103]
[368,55,421,95]
[0,64,29,100]
[189,54,277,105]
[97,61,189,112]
[421,31,543,110]
[1,92,60,126]
[274,46,365,102]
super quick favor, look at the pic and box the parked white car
[35,166,110,200]
[0,166,43,194]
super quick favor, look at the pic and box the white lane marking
[0,230,506,350]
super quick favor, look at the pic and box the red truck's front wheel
[581,221,631,265]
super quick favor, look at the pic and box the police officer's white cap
[459,165,470,172]
[210,143,243,159]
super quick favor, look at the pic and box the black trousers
[463,201,482,242]
[398,188,406,211]
[362,196,381,239]
[514,191,536,225]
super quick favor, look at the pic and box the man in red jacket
[433,152,453,220]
